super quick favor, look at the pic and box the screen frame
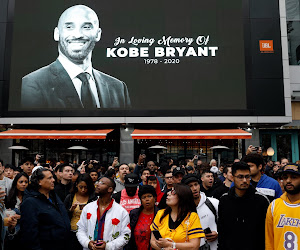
[0,0,288,122]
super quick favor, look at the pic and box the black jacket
[217,185,269,250]
[20,189,71,250]
[21,59,131,109]
[126,206,159,250]
[212,183,230,200]
[112,191,122,203]
[54,182,73,203]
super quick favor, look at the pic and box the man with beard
[218,162,269,250]
[182,174,219,250]
[21,4,131,109]
[265,164,300,250]
[77,177,130,250]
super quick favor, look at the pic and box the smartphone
[153,230,162,240]
[204,227,212,234]
[96,241,103,246]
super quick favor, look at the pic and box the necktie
[77,72,95,109]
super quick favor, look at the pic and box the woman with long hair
[4,172,29,249]
[5,172,29,210]
[64,173,95,250]
[150,183,205,250]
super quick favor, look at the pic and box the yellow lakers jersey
[265,193,300,250]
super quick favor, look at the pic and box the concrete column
[244,129,260,154]
[0,139,13,165]
[119,124,134,163]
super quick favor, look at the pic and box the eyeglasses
[234,175,251,180]
[165,177,173,179]
[170,188,176,195]
[98,180,109,186]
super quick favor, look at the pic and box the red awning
[0,129,113,139]
[131,129,251,139]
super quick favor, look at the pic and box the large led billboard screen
[1,0,285,117]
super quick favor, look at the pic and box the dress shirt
[58,55,100,108]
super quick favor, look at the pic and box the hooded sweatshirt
[218,185,270,250]
[265,192,300,250]
[196,192,219,250]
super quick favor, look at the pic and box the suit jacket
[21,60,131,109]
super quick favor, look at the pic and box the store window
[276,134,292,161]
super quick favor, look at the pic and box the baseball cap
[173,167,185,176]
[182,174,200,185]
[124,173,139,187]
[282,164,300,176]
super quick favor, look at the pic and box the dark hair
[165,169,172,175]
[58,163,72,172]
[160,183,196,223]
[201,170,213,177]
[6,172,29,209]
[22,157,34,165]
[15,167,22,173]
[0,159,3,166]
[73,171,80,177]
[231,161,250,176]
[147,175,157,183]
[119,163,129,167]
[223,165,232,174]
[29,168,52,191]
[88,168,98,174]
[5,164,16,171]
[71,173,95,195]
[242,153,264,168]
[140,168,150,175]
[138,185,157,199]
[105,168,116,179]
[102,177,116,192]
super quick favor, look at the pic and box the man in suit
[21,5,131,109]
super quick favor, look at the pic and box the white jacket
[77,199,131,250]
[197,192,219,250]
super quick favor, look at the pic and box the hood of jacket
[280,192,300,204]
[197,191,207,208]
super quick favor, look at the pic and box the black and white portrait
[21,5,131,109]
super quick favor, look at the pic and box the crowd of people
[0,145,299,250]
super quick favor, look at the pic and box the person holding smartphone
[150,184,205,250]
[64,174,95,250]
